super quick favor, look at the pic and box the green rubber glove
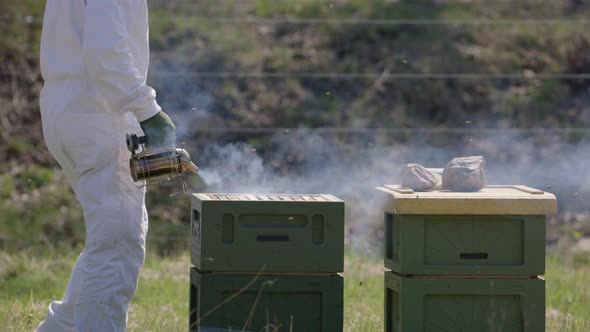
[139,111,176,149]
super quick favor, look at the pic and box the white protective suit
[36,1,160,331]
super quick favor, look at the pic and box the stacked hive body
[377,185,557,332]
[189,193,345,332]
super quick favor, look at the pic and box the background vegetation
[1,0,589,330]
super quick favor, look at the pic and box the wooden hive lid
[192,193,342,202]
[376,185,557,215]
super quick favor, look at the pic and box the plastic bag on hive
[400,163,438,191]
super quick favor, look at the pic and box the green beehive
[377,185,557,276]
[191,193,344,273]
[189,268,343,332]
[385,271,545,332]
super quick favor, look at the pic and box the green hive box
[191,194,344,273]
[189,268,343,332]
[385,271,545,332]
[377,185,557,276]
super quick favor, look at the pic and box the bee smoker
[126,133,198,183]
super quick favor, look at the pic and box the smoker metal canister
[129,148,198,182]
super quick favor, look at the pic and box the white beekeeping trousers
[37,0,162,328]
[35,79,148,332]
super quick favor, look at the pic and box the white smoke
[149,64,590,252]
[186,126,590,252]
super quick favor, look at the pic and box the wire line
[156,17,590,26]
[5,15,590,26]
[155,71,590,80]
[176,127,590,135]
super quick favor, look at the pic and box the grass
[1,248,589,331]
[546,254,590,331]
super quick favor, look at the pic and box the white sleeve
[82,0,160,121]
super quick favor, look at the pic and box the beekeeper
[36,1,174,331]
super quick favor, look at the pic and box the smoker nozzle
[178,148,199,174]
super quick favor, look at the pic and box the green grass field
[1,249,588,331]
